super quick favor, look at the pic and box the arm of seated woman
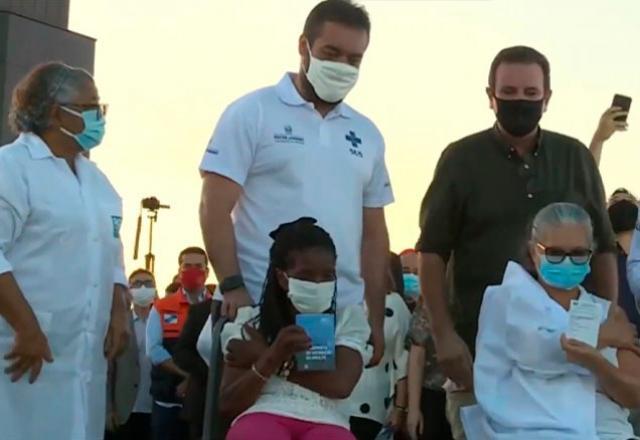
[594,348,640,408]
[219,324,311,418]
[562,335,640,408]
[218,350,281,419]
[287,346,363,400]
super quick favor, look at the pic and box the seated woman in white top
[463,202,640,440]
[198,218,369,440]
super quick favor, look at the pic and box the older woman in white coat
[463,203,640,440]
[0,62,129,439]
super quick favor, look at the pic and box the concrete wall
[0,0,70,28]
[0,11,94,144]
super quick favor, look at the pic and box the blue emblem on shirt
[346,131,363,158]
[111,216,122,238]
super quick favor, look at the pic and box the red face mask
[180,267,206,292]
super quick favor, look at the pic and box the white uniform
[200,73,394,307]
[0,133,127,440]
[462,262,636,440]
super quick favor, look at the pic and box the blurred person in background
[344,252,411,439]
[400,249,420,311]
[173,294,216,440]
[106,269,157,440]
[146,247,211,440]
[406,302,453,440]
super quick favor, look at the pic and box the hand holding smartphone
[612,94,632,122]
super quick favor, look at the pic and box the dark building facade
[0,0,95,144]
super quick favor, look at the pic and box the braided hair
[256,217,337,344]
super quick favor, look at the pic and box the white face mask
[287,277,335,314]
[304,44,359,104]
[130,287,156,307]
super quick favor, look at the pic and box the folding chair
[202,301,229,440]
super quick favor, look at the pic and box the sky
[68,0,640,289]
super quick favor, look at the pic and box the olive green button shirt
[416,127,616,353]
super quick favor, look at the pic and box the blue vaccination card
[295,313,336,371]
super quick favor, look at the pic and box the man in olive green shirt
[416,46,617,440]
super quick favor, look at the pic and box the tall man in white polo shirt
[199,0,392,366]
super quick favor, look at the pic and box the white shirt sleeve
[220,306,260,356]
[0,155,29,275]
[627,216,640,300]
[197,314,213,367]
[335,304,371,358]
[363,132,394,208]
[199,97,261,186]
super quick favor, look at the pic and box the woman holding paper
[462,202,640,440]
[197,218,369,440]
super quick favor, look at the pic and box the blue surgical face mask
[403,273,420,298]
[60,106,106,151]
[538,256,591,291]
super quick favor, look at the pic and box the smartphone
[612,94,632,122]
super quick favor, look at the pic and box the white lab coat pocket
[100,203,123,241]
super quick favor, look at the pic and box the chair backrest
[202,301,227,440]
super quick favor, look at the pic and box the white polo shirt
[200,73,394,307]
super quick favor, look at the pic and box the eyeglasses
[536,243,593,265]
[59,102,108,119]
[130,280,155,289]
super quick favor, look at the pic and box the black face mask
[608,200,638,234]
[495,98,544,137]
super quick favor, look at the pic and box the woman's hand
[388,406,408,433]
[269,325,311,364]
[406,406,424,440]
[593,106,629,143]
[225,325,269,368]
[4,325,53,383]
[561,334,605,370]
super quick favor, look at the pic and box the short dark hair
[303,0,370,45]
[612,188,631,196]
[489,46,551,92]
[165,282,181,294]
[128,268,154,282]
[178,247,209,266]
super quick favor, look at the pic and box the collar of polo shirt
[276,73,354,119]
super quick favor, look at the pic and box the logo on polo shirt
[163,313,178,325]
[274,125,305,145]
[346,131,363,158]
